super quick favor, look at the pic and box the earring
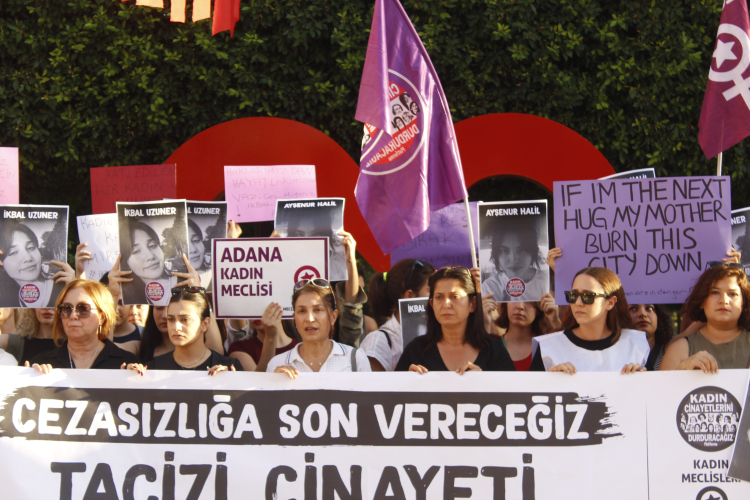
[98,325,102,335]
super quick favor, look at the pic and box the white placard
[212,237,328,319]
[76,213,119,282]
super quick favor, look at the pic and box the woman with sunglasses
[107,254,224,362]
[361,258,436,371]
[529,267,649,373]
[395,266,515,374]
[660,263,750,371]
[27,279,139,373]
[267,278,371,377]
[125,286,242,374]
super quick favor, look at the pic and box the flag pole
[717,151,723,176]
[463,197,478,269]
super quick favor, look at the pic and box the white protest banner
[646,371,750,499]
[76,214,119,282]
[398,297,428,347]
[224,166,317,223]
[0,205,68,308]
[0,369,650,499]
[213,237,328,319]
[553,176,732,305]
[478,200,550,302]
[600,167,656,180]
[0,147,19,204]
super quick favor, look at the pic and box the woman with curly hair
[660,264,750,372]
[628,304,675,371]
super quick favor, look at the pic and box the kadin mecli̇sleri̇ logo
[360,70,427,176]
[676,386,741,452]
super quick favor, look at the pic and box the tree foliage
[0,0,746,254]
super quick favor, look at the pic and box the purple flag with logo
[355,0,468,255]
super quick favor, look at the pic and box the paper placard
[553,177,731,304]
[390,202,479,270]
[90,165,177,214]
[224,165,317,222]
[478,200,550,302]
[0,148,19,204]
[398,297,429,348]
[729,379,750,481]
[76,213,119,282]
[600,168,656,180]
[274,198,346,281]
[731,207,750,276]
[187,201,227,290]
[116,200,188,306]
[0,205,68,308]
[213,237,328,319]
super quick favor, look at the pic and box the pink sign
[0,147,19,204]
[224,165,317,222]
[90,164,177,214]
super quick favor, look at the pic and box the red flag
[699,0,750,159]
[212,0,240,36]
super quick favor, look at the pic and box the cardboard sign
[390,202,479,270]
[600,168,656,180]
[116,200,189,306]
[76,213,119,282]
[213,237,328,319]
[731,207,750,275]
[553,177,732,304]
[274,198,347,281]
[90,164,177,214]
[224,165,317,222]
[0,147,19,204]
[187,201,227,290]
[0,205,68,308]
[398,297,429,348]
[478,200,550,302]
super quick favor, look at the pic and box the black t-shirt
[529,329,617,371]
[30,339,139,369]
[20,337,57,366]
[395,335,515,372]
[147,350,244,371]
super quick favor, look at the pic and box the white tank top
[532,329,650,372]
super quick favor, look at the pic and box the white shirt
[532,328,650,372]
[0,348,17,366]
[266,339,371,373]
[359,315,402,371]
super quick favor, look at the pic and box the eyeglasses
[57,304,99,319]
[706,261,743,271]
[404,259,426,290]
[564,291,610,305]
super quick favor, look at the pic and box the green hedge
[0,0,745,249]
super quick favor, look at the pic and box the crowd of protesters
[0,216,747,377]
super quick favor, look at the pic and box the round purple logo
[506,278,526,298]
[19,284,40,304]
[146,282,165,302]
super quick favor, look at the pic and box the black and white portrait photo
[728,383,750,481]
[478,200,549,303]
[187,201,227,290]
[117,200,188,306]
[0,205,68,308]
[399,297,429,348]
[731,207,750,275]
[274,198,347,281]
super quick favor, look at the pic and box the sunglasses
[706,261,744,271]
[564,291,610,305]
[57,304,99,319]
[294,278,332,291]
[171,286,207,295]
[405,259,426,289]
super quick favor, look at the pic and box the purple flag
[355,0,467,255]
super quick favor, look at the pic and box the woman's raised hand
[107,254,133,302]
[540,293,561,330]
[724,247,741,264]
[546,248,562,272]
[677,350,719,374]
[261,302,284,338]
[50,260,77,285]
[339,230,357,264]
[74,243,92,278]
[172,254,201,288]
[227,220,243,239]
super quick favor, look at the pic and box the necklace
[300,344,328,367]
[69,342,102,369]
[175,348,209,370]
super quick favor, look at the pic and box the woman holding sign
[529,267,650,373]
[267,279,371,377]
[395,266,515,373]
[660,263,750,371]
